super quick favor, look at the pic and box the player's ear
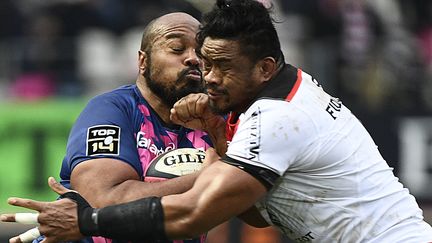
[257,57,277,83]
[138,50,147,75]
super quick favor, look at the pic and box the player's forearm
[75,162,267,240]
[161,193,228,239]
[162,162,268,239]
[77,173,199,208]
[104,173,198,205]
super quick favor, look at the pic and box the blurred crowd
[0,0,431,116]
[0,0,431,114]
[0,0,204,99]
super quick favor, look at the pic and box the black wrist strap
[60,191,100,236]
[61,192,167,241]
[97,197,168,241]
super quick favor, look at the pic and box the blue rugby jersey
[39,85,212,243]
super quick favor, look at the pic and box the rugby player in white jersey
[3,0,432,242]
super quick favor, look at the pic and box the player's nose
[185,49,201,67]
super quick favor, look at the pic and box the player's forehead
[201,37,242,62]
[152,13,199,43]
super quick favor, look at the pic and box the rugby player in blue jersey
[2,12,227,243]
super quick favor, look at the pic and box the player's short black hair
[197,0,284,63]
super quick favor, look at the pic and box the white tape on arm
[19,227,41,243]
[15,213,39,224]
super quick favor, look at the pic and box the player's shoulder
[246,98,292,117]
[243,93,318,135]
[92,84,137,101]
[86,84,140,107]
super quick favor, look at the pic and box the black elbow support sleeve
[62,192,167,241]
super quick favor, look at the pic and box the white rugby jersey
[223,65,432,242]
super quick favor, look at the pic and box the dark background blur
[1,0,431,242]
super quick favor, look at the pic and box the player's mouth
[185,70,202,81]
[207,89,224,100]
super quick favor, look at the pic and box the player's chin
[208,99,229,115]
[180,83,205,95]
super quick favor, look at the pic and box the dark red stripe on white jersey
[285,69,302,102]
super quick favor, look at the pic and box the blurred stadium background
[0,0,431,242]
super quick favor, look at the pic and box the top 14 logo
[87,125,120,156]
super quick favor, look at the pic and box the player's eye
[171,46,185,53]
[219,64,231,72]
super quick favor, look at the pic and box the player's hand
[0,177,84,243]
[171,93,225,132]
[171,93,228,155]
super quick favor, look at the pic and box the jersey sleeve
[62,93,142,177]
[224,100,316,186]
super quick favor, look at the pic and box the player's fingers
[194,93,209,115]
[18,227,40,243]
[14,213,39,224]
[8,236,22,243]
[172,100,189,123]
[184,97,194,118]
[1,214,18,222]
[47,177,71,195]
[188,93,208,116]
[172,104,193,124]
[7,197,43,211]
[170,109,191,127]
[170,108,183,124]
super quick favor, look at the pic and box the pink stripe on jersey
[186,130,211,150]
[92,236,111,243]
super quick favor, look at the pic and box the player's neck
[136,80,173,125]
